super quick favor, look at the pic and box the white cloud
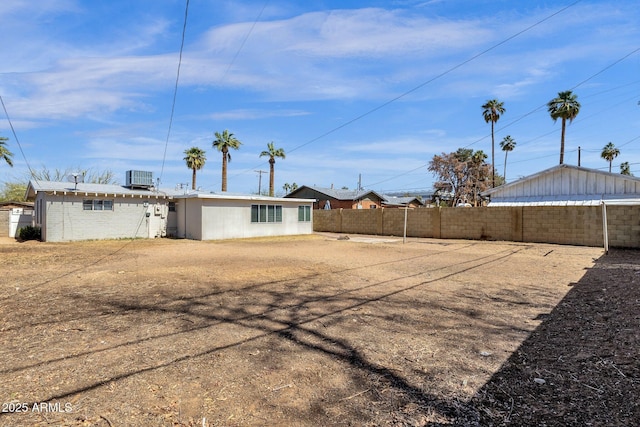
[211,109,310,121]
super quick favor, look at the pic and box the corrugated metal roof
[484,164,640,206]
[489,195,640,206]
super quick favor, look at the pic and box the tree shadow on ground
[1,243,527,426]
[469,248,640,426]
[5,240,621,426]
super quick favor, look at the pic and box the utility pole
[578,146,581,167]
[255,170,267,195]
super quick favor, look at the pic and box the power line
[159,0,190,185]
[234,0,584,183]
[0,94,35,179]
[199,1,271,192]
[357,45,640,192]
[220,0,271,83]
[463,49,640,151]
[513,92,640,150]
[285,0,583,157]
[364,164,428,188]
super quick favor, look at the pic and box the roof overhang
[174,192,315,203]
[25,180,176,200]
[488,195,640,206]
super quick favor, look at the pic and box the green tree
[600,142,620,173]
[0,136,14,167]
[259,142,286,197]
[428,148,492,206]
[0,182,27,202]
[481,99,505,188]
[620,161,633,176]
[499,135,516,182]
[212,130,242,192]
[183,147,207,190]
[547,90,581,165]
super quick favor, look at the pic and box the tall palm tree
[481,99,505,188]
[547,90,581,165]
[212,130,242,192]
[499,135,516,182]
[620,161,632,176]
[0,136,14,167]
[183,147,206,190]
[601,142,620,173]
[259,141,286,197]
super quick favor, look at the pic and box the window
[168,202,176,212]
[251,204,282,223]
[83,199,113,211]
[298,205,311,222]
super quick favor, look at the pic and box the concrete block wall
[521,206,603,246]
[606,205,640,248]
[340,208,381,235]
[380,209,406,236]
[313,205,640,248]
[440,207,522,241]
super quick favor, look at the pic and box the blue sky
[1,0,639,195]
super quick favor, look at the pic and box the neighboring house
[26,175,314,242]
[0,201,34,238]
[381,195,424,208]
[286,185,384,209]
[482,164,640,206]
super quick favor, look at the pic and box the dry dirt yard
[0,233,638,426]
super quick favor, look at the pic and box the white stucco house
[482,164,640,206]
[26,177,314,242]
[173,191,314,241]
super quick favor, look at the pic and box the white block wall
[37,193,169,242]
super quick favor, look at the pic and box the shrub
[17,225,41,241]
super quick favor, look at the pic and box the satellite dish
[67,172,85,190]
[66,172,85,183]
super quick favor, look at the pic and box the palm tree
[481,99,505,188]
[499,135,516,182]
[547,90,581,165]
[0,136,14,167]
[283,182,298,194]
[212,130,242,192]
[259,141,286,197]
[601,142,620,173]
[183,147,206,190]
[620,161,632,176]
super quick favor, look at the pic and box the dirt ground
[0,233,637,426]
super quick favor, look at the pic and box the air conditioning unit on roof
[126,170,154,188]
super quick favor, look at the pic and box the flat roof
[26,180,314,203]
